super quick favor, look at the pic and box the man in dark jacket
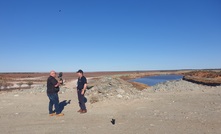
[47,70,64,116]
[76,69,87,114]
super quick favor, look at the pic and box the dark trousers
[77,90,86,110]
[47,93,60,114]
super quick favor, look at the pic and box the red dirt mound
[183,70,221,86]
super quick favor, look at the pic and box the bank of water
[132,74,183,86]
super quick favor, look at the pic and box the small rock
[117,94,123,98]
[150,124,155,127]
[116,88,125,94]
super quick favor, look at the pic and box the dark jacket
[47,76,59,94]
[77,76,87,90]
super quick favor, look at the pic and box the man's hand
[59,80,63,84]
[55,82,60,87]
[55,80,63,87]
[81,90,85,95]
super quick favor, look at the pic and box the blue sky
[0,0,220,72]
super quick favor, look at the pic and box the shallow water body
[132,74,183,86]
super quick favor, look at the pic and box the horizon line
[0,68,220,74]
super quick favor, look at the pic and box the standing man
[76,69,87,114]
[47,70,64,116]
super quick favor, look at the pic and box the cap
[76,69,83,74]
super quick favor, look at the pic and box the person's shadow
[59,100,71,113]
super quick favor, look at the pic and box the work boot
[49,113,56,116]
[80,110,87,114]
[77,109,83,112]
[56,113,64,117]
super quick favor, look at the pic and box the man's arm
[55,82,60,87]
[81,83,87,95]
[55,80,63,87]
[51,78,61,87]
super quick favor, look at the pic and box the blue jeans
[47,93,60,114]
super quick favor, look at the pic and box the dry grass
[129,81,149,90]
[183,70,221,86]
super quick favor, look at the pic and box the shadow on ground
[59,100,71,113]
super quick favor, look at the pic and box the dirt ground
[0,79,220,134]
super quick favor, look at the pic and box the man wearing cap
[47,70,64,116]
[76,69,87,114]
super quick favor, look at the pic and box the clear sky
[0,0,220,72]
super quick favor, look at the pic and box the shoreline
[119,70,187,90]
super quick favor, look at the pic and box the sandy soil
[0,79,221,134]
